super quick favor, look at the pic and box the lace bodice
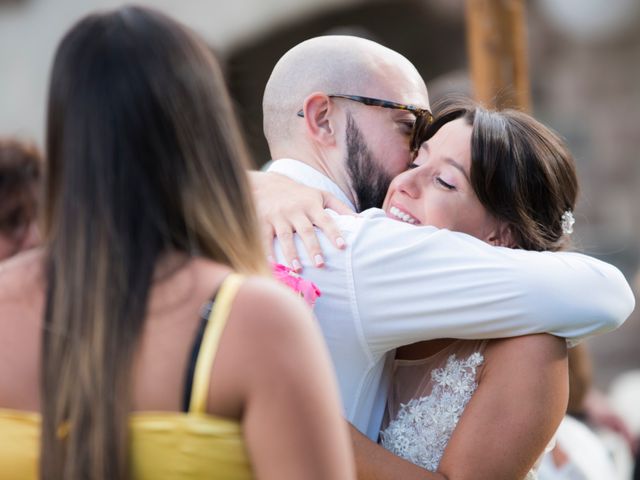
[381,342,485,471]
[380,340,538,480]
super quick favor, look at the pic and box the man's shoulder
[326,208,436,241]
[325,207,380,221]
[326,207,402,228]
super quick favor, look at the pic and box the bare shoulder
[225,276,321,368]
[231,275,316,337]
[0,250,45,367]
[0,249,45,305]
[175,258,315,336]
[482,334,568,376]
[494,333,566,353]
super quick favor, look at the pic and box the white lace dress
[380,340,538,480]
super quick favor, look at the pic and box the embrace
[0,7,634,480]
[253,35,635,479]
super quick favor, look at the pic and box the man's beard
[345,115,393,212]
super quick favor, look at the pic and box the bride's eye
[437,177,456,190]
[408,162,419,169]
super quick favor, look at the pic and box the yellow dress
[0,273,253,479]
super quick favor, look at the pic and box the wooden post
[465,0,531,111]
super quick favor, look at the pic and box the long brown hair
[425,98,578,252]
[42,7,266,479]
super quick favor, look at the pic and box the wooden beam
[465,0,531,111]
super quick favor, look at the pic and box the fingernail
[336,237,346,248]
[314,254,324,267]
[292,259,302,272]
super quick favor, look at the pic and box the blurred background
[1,0,638,447]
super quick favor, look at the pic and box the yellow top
[0,273,253,480]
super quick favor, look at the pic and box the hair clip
[561,210,575,235]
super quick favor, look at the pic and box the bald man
[263,36,428,211]
[256,36,633,476]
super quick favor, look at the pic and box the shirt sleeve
[348,214,635,356]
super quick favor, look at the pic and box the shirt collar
[266,158,356,211]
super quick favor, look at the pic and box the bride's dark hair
[422,98,578,252]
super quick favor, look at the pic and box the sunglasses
[297,94,433,154]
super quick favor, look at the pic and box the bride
[261,98,582,479]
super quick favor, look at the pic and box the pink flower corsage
[271,262,321,308]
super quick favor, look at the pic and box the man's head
[263,35,429,211]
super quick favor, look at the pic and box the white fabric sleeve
[348,215,635,356]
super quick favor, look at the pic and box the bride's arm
[437,334,568,480]
[248,171,353,271]
[350,424,445,480]
[350,335,567,480]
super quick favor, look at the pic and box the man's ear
[302,92,336,146]
[487,222,516,248]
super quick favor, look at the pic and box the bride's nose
[394,168,422,199]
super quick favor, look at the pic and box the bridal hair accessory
[561,210,575,235]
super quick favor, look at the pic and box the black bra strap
[182,299,216,412]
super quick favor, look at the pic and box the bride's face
[382,118,503,243]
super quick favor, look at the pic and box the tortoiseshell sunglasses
[297,94,433,155]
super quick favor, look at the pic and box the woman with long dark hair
[0,6,354,480]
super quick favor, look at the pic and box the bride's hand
[249,171,354,272]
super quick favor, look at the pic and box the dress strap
[188,273,244,415]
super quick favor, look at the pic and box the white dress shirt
[267,159,635,440]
